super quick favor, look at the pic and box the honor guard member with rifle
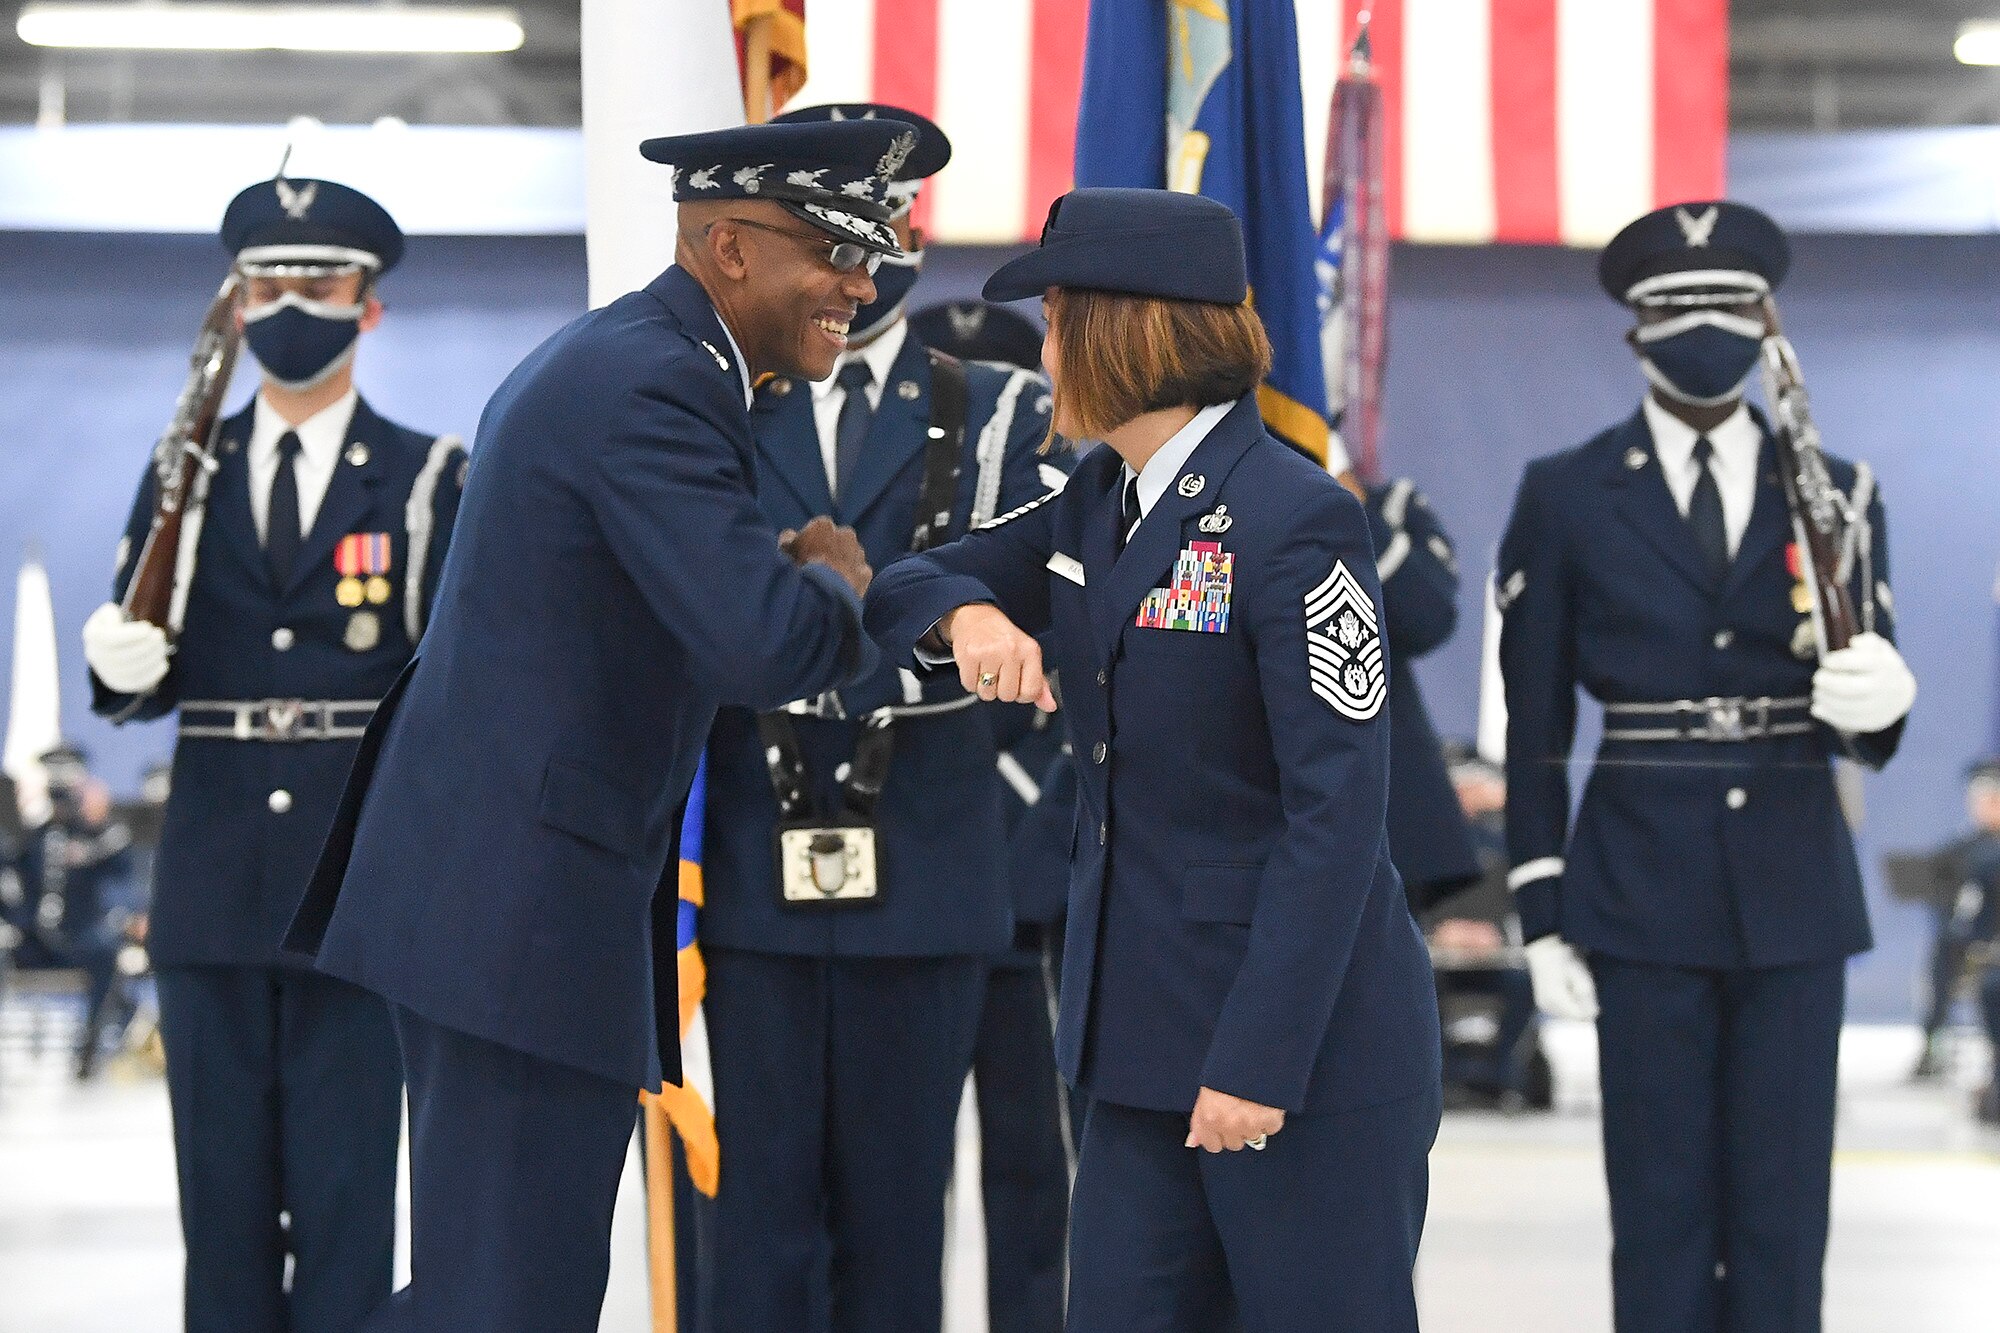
[699,107,1063,1333]
[283,120,895,1331]
[910,296,1075,1333]
[79,177,463,1333]
[1360,473,1481,912]
[867,189,1441,1333]
[1498,201,1915,1333]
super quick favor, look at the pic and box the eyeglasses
[715,216,883,275]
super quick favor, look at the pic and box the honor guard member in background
[866,189,1442,1333]
[911,296,1074,1333]
[79,177,462,1333]
[1499,201,1915,1333]
[699,108,1062,1333]
[9,744,141,1079]
[283,120,893,1331]
[1362,474,1481,911]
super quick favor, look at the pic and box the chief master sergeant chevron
[1498,200,1916,1333]
[283,119,910,1331]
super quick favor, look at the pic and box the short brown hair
[1044,287,1272,439]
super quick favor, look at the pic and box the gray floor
[3,1004,1997,1333]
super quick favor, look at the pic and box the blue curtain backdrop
[3,231,1994,1021]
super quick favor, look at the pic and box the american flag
[786,0,1726,247]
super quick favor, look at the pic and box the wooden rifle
[1759,295,1867,660]
[120,272,242,637]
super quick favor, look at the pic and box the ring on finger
[1246,1134,1268,1151]
[978,672,997,688]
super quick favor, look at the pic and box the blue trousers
[703,948,986,1333]
[366,1006,638,1332]
[1066,1090,1438,1333]
[155,964,401,1333]
[973,960,1071,1333]
[1592,955,1846,1333]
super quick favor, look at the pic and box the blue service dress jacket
[699,340,1058,959]
[94,397,464,968]
[286,266,877,1091]
[1366,479,1480,909]
[1498,406,1901,970]
[865,394,1440,1116]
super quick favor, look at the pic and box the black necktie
[266,430,303,586]
[1116,476,1142,553]
[832,359,875,503]
[1687,436,1729,581]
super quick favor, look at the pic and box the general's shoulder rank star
[1304,560,1386,720]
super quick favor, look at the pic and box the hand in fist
[940,604,1055,712]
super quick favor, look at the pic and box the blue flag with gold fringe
[1074,0,1332,463]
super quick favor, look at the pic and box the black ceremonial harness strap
[758,349,970,823]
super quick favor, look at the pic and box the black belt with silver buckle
[178,698,378,742]
[1601,695,1814,743]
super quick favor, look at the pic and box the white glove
[1810,631,1915,735]
[82,602,170,695]
[1525,936,1598,1022]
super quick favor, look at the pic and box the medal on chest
[335,532,395,607]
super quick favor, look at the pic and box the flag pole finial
[1350,10,1374,73]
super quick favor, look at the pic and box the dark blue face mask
[847,247,923,345]
[242,293,364,390]
[1634,309,1765,407]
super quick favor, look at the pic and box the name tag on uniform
[1136,541,1233,632]
[1047,552,1085,586]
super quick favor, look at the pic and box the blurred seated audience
[4,745,145,1079]
[1904,760,2000,1088]
[1423,742,1550,1111]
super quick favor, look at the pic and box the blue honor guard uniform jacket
[700,336,1061,959]
[93,398,464,968]
[1366,479,1481,909]
[865,394,1441,1115]
[284,266,877,1091]
[1498,406,1900,968]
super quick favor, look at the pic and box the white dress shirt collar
[810,319,909,490]
[248,389,358,543]
[1641,394,1762,557]
[812,318,908,408]
[1122,400,1235,522]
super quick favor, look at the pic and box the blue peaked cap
[1599,200,1791,302]
[984,188,1248,305]
[221,176,405,273]
[640,119,917,254]
[909,300,1044,371]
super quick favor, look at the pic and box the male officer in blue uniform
[79,176,462,1332]
[284,119,900,1330]
[1363,474,1480,910]
[1498,200,1915,1333]
[912,296,1074,1333]
[867,188,1441,1332]
[698,107,1062,1333]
